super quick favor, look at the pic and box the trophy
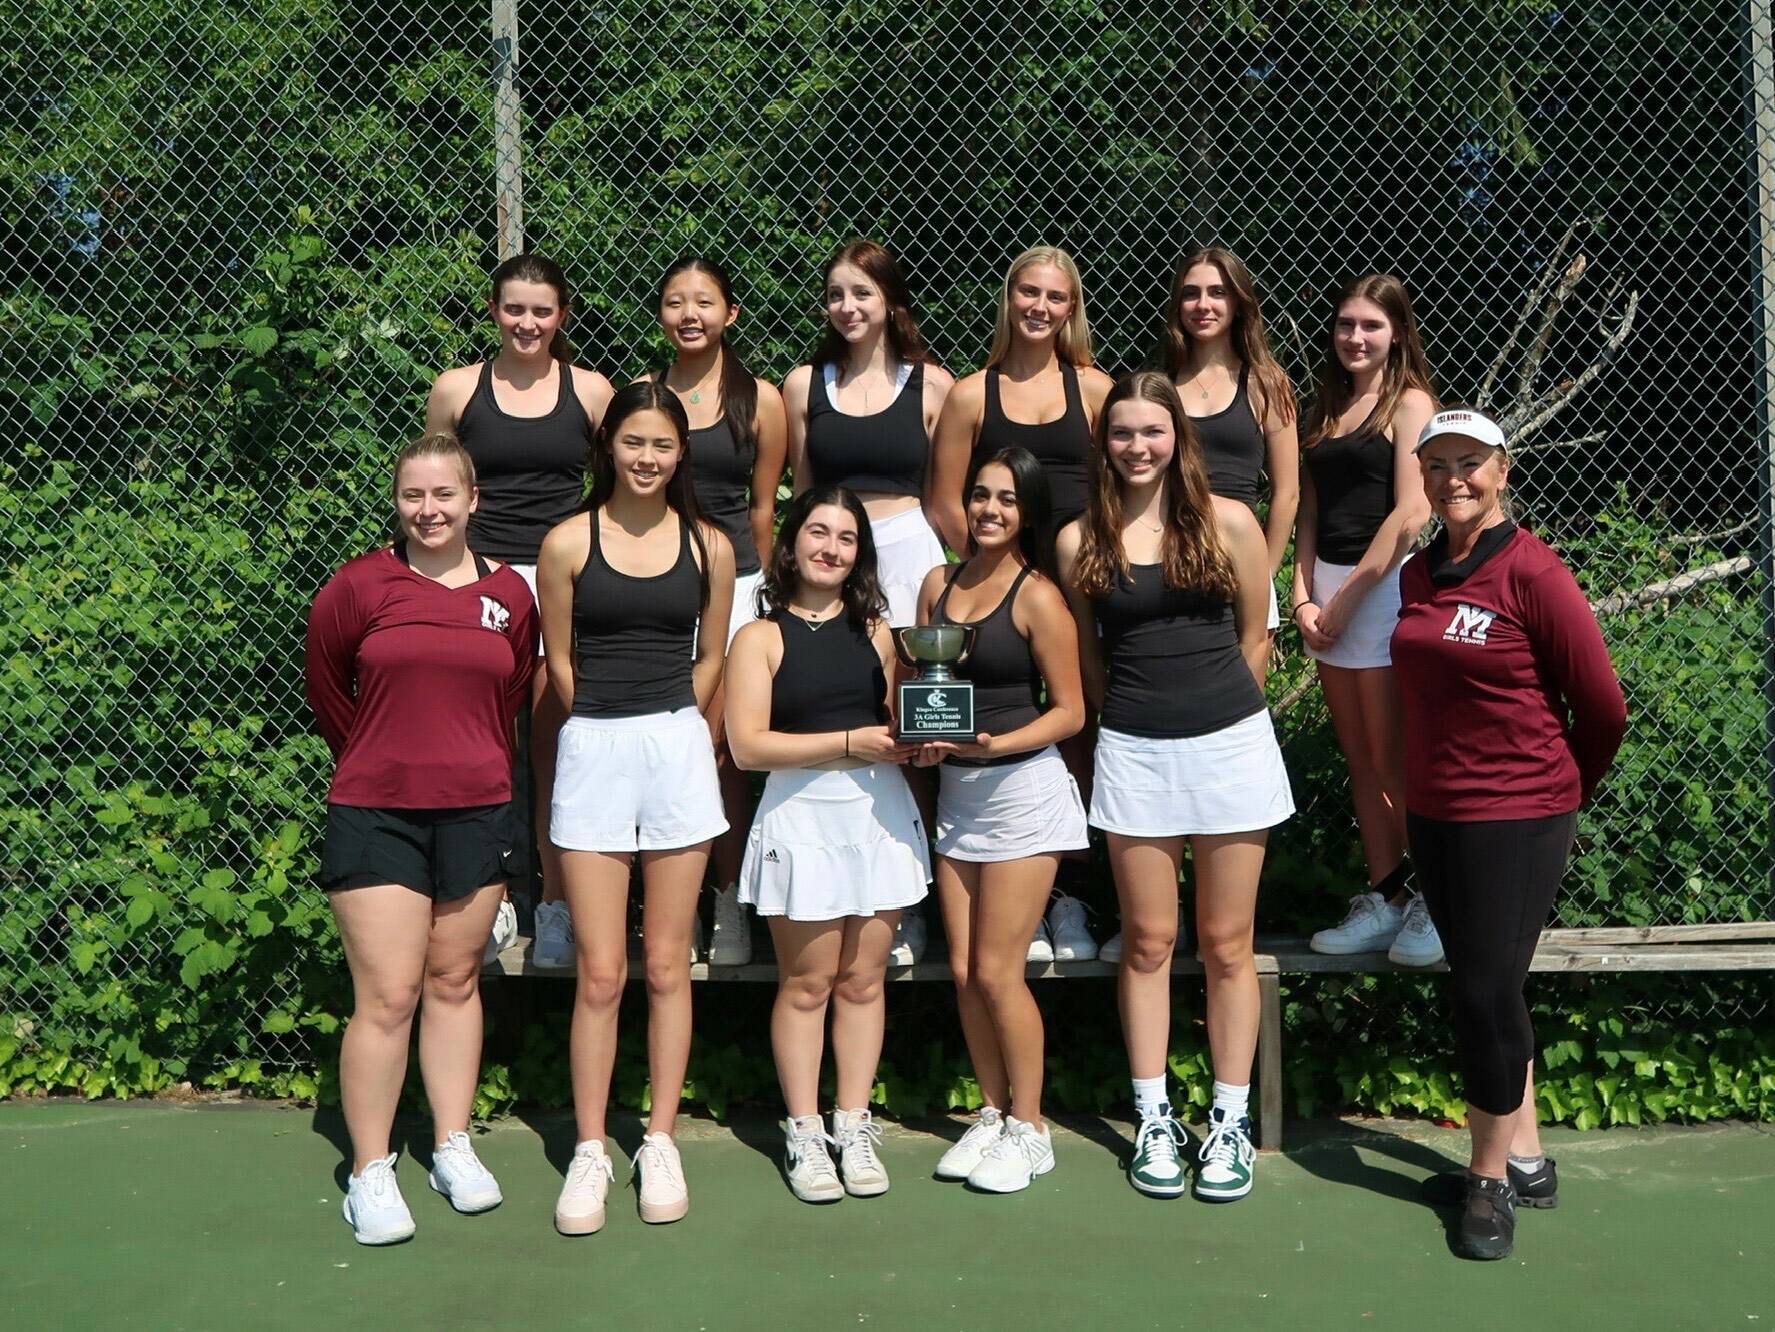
[892,625,978,742]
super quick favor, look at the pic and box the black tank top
[571,513,701,718]
[1094,565,1266,739]
[932,564,1043,768]
[1304,404,1394,564]
[457,361,593,564]
[768,613,888,734]
[978,363,1091,527]
[804,362,928,496]
[1190,364,1265,514]
[686,417,759,575]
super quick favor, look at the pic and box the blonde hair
[986,245,1095,369]
[392,432,477,493]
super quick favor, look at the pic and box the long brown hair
[1074,371,1236,602]
[986,245,1095,369]
[656,255,759,457]
[1160,245,1295,424]
[587,381,711,609]
[811,239,931,368]
[1303,272,1437,446]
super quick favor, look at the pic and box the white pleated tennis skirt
[727,569,766,648]
[739,763,932,920]
[509,562,544,657]
[871,506,947,628]
[935,745,1091,862]
[551,707,728,853]
[1304,559,1402,670]
[1089,710,1295,839]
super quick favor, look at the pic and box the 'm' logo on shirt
[1442,602,1495,645]
[480,596,511,633]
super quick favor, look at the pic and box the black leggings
[1406,810,1578,1117]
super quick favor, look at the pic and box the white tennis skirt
[509,562,543,657]
[739,763,932,920]
[1089,710,1295,839]
[1264,579,1279,632]
[936,745,1091,863]
[1304,559,1402,670]
[551,707,728,853]
[871,506,948,628]
[727,569,766,648]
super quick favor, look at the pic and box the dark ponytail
[491,252,575,364]
[656,256,758,456]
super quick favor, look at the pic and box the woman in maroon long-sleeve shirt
[1391,408,1626,1262]
[305,434,537,1245]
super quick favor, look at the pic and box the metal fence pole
[492,0,525,259]
[1748,0,1775,917]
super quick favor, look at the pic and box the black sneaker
[1453,1174,1517,1261]
[1422,1157,1558,1209]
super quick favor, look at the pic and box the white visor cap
[1415,408,1508,455]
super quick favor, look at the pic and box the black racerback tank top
[977,363,1092,527]
[931,563,1043,767]
[768,613,888,734]
[1304,403,1395,565]
[457,360,593,564]
[804,361,928,497]
[1094,564,1266,739]
[1190,364,1266,514]
[571,513,701,718]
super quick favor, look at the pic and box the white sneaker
[966,1116,1055,1193]
[831,1107,890,1197]
[888,907,927,966]
[554,1139,614,1236]
[708,886,753,965]
[427,1130,502,1213]
[934,1105,1004,1180]
[343,1152,416,1245]
[634,1132,689,1223]
[1026,917,1054,963]
[482,897,517,966]
[1387,893,1445,966]
[531,900,574,970]
[1099,903,1187,966]
[782,1114,844,1203]
[1310,891,1404,955]
[1047,893,1098,961]
[690,915,704,966]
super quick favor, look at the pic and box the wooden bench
[485,922,1775,1150]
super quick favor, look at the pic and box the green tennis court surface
[4,1102,1768,1330]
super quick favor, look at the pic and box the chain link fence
[3,0,1770,1089]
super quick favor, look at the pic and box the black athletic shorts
[321,803,516,902]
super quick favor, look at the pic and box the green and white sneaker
[1128,1102,1187,1197]
[1194,1106,1255,1201]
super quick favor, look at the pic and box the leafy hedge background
[2,0,1771,1122]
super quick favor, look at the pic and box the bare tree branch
[1479,220,1583,404]
[1590,557,1753,615]
[1668,520,1756,547]
[1516,251,1589,401]
[1499,289,1640,444]
[1513,431,1606,457]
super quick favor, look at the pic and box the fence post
[1749,0,1775,915]
[492,0,525,260]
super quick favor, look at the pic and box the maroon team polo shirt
[1392,524,1627,822]
[305,547,539,809]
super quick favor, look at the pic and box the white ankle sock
[1211,1081,1250,1121]
[1508,1152,1546,1172]
[1132,1075,1168,1117]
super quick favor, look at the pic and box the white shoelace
[1133,1113,1181,1167]
[1335,893,1382,927]
[1050,896,1089,934]
[955,1108,1003,1153]
[436,1134,489,1180]
[1399,898,1435,936]
[357,1155,398,1203]
[838,1114,884,1173]
[790,1124,840,1182]
[1199,1116,1247,1170]
[982,1123,1041,1164]
[634,1136,683,1191]
[567,1146,614,1189]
